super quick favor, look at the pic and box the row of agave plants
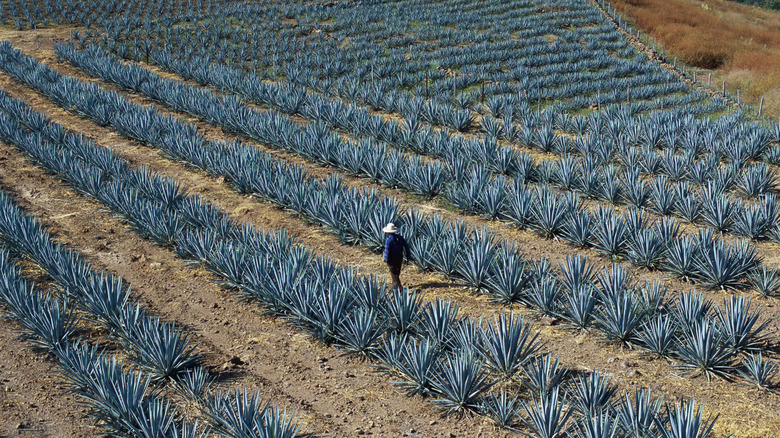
[0,0,226,29]
[0,41,776,387]
[43,42,777,293]
[100,0,712,116]
[0,69,729,437]
[0,189,304,437]
[63,43,780,249]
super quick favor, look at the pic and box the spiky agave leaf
[431,351,494,416]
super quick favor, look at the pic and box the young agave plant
[572,371,618,416]
[738,352,777,389]
[521,353,570,395]
[747,265,780,297]
[674,320,736,381]
[481,391,521,431]
[519,386,574,438]
[635,315,677,359]
[595,292,646,347]
[654,399,717,438]
[616,388,663,437]
[714,295,769,353]
[560,285,597,331]
[335,308,384,359]
[571,410,621,438]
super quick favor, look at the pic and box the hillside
[609,0,780,118]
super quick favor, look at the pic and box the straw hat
[382,223,399,234]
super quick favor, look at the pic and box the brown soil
[0,28,779,437]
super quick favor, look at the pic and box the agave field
[0,0,779,436]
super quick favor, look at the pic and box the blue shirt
[384,234,411,262]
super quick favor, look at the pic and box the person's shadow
[414,280,463,290]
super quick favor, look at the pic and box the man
[383,223,411,290]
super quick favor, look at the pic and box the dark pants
[387,256,403,290]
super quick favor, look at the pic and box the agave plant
[481,391,521,430]
[674,320,736,381]
[663,236,700,283]
[635,315,677,359]
[479,312,541,380]
[207,389,301,438]
[747,265,780,297]
[394,338,441,396]
[521,353,570,395]
[335,308,384,359]
[595,291,647,346]
[560,285,597,331]
[693,238,759,291]
[738,352,777,389]
[713,295,769,353]
[616,388,663,437]
[571,411,620,438]
[485,247,529,304]
[572,371,618,416]
[519,386,573,438]
[418,298,459,348]
[654,399,717,438]
[431,351,494,416]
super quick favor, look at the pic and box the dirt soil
[0,28,779,438]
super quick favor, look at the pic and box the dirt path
[0,319,100,438]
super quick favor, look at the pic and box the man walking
[383,223,411,290]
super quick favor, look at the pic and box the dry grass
[609,0,780,118]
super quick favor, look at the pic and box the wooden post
[737,89,741,105]
[759,96,764,116]
[722,81,726,96]
[708,73,712,86]
[693,71,696,82]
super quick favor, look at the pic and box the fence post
[759,96,764,116]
